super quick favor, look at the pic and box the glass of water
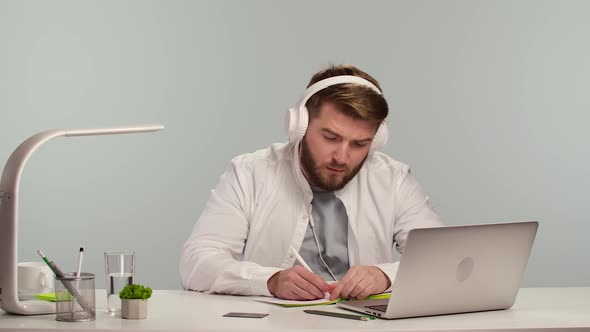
[104,251,135,313]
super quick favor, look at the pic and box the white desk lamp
[0,125,164,315]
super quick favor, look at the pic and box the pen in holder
[55,273,96,322]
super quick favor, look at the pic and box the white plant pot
[121,299,148,319]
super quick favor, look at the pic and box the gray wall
[1,0,588,290]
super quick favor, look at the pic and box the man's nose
[332,143,349,165]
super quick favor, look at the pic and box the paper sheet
[253,295,343,307]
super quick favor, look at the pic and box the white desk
[1,288,589,331]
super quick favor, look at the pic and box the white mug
[17,262,54,301]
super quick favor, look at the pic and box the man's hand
[328,266,391,300]
[267,266,330,300]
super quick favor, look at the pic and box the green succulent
[119,284,153,300]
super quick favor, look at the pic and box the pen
[75,247,84,288]
[37,249,65,277]
[37,249,95,316]
[289,246,312,272]
[303,309,372,321]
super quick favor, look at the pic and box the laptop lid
[338,221,538,319]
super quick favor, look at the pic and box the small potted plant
[119,284,152,319]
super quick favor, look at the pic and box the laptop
[338,221,538,319]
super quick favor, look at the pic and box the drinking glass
[104,251,135,313]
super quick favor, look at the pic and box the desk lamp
[0,125,164,315]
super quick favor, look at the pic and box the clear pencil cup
[55,272,96,322]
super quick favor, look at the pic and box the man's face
[300,102,378,191]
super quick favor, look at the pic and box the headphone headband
[297,76,382,111]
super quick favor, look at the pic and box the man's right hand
[267,266,330,300]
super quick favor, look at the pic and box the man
[180,65,443,301]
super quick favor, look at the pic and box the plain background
[1,0,588,290]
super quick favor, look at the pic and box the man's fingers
[338,280,357,299]
[294,266,330,294]
[280,276,321,300]
[347,269,373,298]
[290,273,325,299]
[287,284,317,300]
[296,266,330,290]
[329,280,344,300]
[337,270,363,299]
[328,282,338,292]
[329,277,357,300]
[286,289,312,300]
[356,286,374,300]
[328,266,391,300]
[349,281,372,299]
[296,280,326,299]
[284,267,327,299]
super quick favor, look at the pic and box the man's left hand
[328,266,391,300]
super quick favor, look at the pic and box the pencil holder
[55,273,96,322]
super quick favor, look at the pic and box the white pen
[75,247,84,288]
[289,246,313,272]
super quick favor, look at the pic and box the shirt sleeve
[373,262,400,292]
[179,159,281,296]
[373,168,444,289]
[392,168,445,255]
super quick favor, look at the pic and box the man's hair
[306,64,388,126]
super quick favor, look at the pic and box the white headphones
[286,75,388,153]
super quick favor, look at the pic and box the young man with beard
[180,65,444,301]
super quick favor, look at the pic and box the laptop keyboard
[366,305,388,312]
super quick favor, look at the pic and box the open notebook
[253,292,390,307]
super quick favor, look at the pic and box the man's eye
[324,135,337,141]
[353,141,369,147]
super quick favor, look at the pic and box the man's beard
[300,138,367,191]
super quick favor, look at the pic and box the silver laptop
[338,221,538,319]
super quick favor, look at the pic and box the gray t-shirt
[298,185,350,281]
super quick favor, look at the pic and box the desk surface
[1,287,589,332]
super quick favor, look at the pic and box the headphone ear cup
[285,106,309,143]
[286,105,309,143]
[285,108,295,141]
[370,122,388,153]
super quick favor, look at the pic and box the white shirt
[179,141,444,296]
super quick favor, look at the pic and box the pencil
[303,309,372,321]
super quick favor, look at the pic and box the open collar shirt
[180,141,444,296]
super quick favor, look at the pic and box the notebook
[254,292,390,307]
[338,221,538,319]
